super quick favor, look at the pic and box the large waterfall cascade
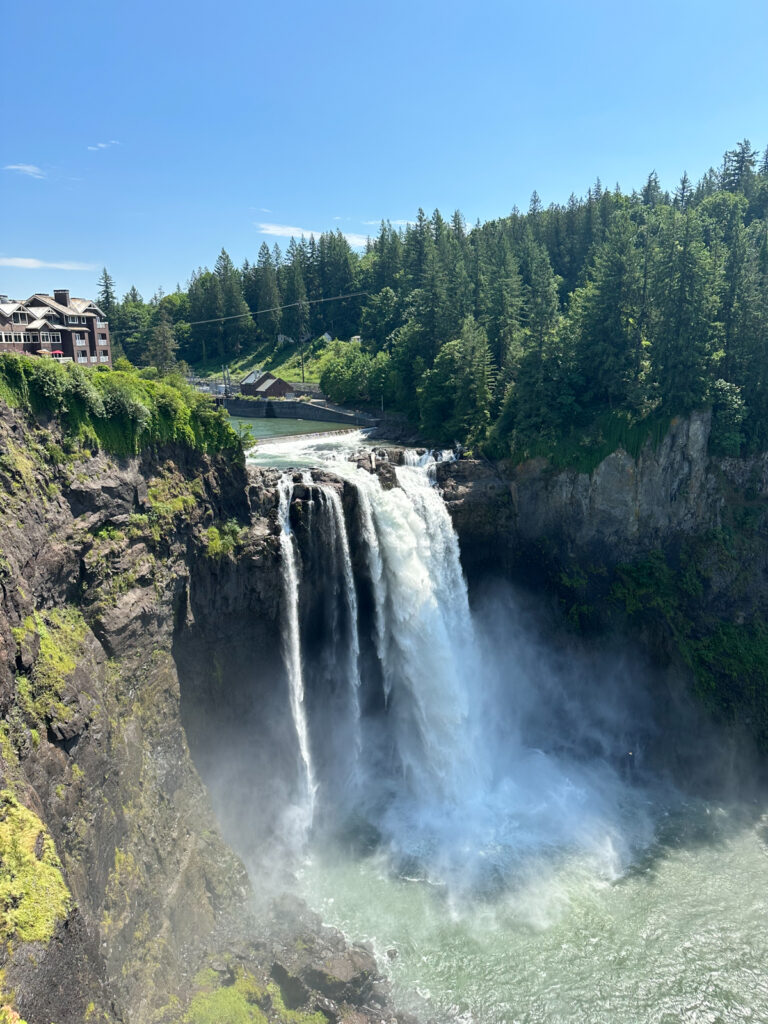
[273,440,649,887]
[259,434,768,1024]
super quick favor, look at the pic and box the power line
[110,290,369,337]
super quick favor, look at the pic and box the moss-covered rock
[0,789,70,944]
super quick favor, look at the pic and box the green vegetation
[556,525,768,748]
[99,140,768,458]
[12,607,88,724]
[0,789,71,945]
[0,354,240,459]
[183,968,324,1024]
[202,521,242,558]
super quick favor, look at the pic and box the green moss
[0,1005,29,1024]
[184,971,267,1024]
[0,790,70,945]
[91,524,125,543]
[202,521,242,559]
[0,443,36,494]
[13,607,88,724]
[265,983,325,1024]
[0,725,17,769]
[183,970,325,1024]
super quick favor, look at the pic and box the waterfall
[270,441,646,890]
[281,454,483,814]
[277,474,316,830]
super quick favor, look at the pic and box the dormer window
[12,312,28,324]
[68,316,79,324]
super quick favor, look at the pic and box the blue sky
[2,0,767,301]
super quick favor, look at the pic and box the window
[41,332,50,344]
[97,318,108,326]
[68,316,79,324]
[98,333,107,342]
[51,333,60,344]
[100,355,109,363]
[81,316,87,324]
[27,334,38,344]
[12,312,28,324]
[78,355,87,363]
[75,334,86,346]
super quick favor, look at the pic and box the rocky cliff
[2,395,768,1022]
[436,410,768,754]
[0,403,400,1024]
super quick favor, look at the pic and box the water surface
[298,804,768,1024]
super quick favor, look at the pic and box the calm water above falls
[252,435,768,1024]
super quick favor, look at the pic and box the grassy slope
[195,336,331,384]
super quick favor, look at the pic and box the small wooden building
[239,370,293,398]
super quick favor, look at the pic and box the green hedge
[0,354,241,459]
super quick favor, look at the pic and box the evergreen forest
[97,140,768,462]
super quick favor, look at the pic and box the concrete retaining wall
[218,397,378,425]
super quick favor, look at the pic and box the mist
[177,443,761,921]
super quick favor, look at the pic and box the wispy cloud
[342,232,371,248]
[4,164,45,179]
[362,218,413,227]
[87,140,120,151]
[260,207,272,213]
[257,222,371,248]
[0,257,97,271]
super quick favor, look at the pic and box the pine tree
[147,311,179,372]
[255,242,281,344]
[568,209,644,415]
[215,249,252,357]
[96,268,118,322]
[650,207,715,412]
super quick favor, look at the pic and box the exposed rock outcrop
[0,403,405,1024]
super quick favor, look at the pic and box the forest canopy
[99,140,768,461]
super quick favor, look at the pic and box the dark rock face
[0,403,404,1024]
[437,412,728,575]
[436,411,768,762]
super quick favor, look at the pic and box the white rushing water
[257,436,768,1024]
[276,473,316,836]
[262,437,649,887]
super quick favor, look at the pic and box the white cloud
[260,207,272,213]
[257,222,371,248]
[343,232,371,248]
[4,164,45,179]
[87,140,120,151]
[362,218,413,227]
[257,222,319,239]
[0,257,97,271]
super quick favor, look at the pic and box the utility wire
[109,290,369,336]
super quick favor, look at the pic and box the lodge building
[0,289,112,366]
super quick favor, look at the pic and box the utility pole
[300,333,310,383]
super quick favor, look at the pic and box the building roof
[26,294,105,318]
[255,377,283,392]
[27,318,63,330]
[240,369,271,385]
